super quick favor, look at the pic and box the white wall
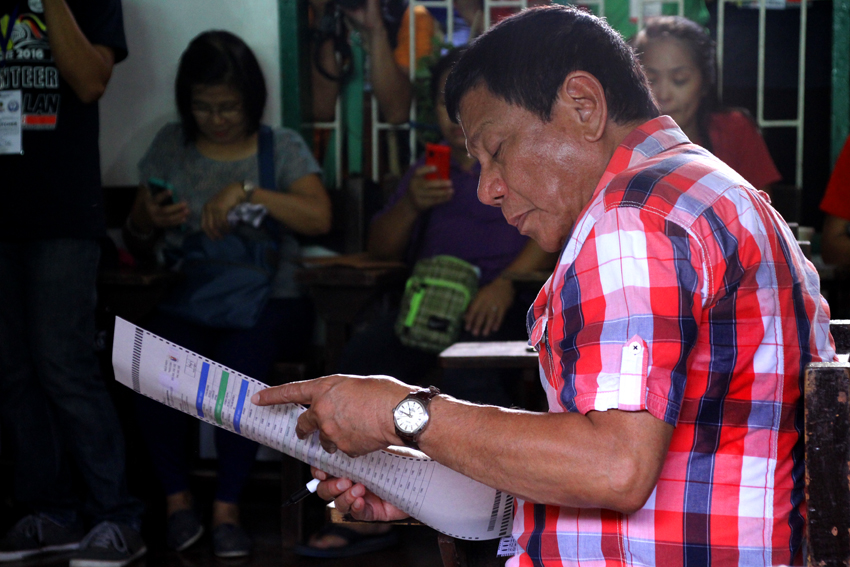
[99,0,281,186]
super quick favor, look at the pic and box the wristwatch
[393,386,440,451]
[242,180,256,203]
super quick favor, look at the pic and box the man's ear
[557,72,608,143]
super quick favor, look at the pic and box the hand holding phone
[144,177,189,230]
[425,143,451,181]
[147,177,177,206]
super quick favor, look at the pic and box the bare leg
[211,501,240,528]
[308,523,392,549]
[166,491,193,517]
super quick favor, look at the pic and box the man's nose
[477,166,505,206]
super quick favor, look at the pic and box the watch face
[394,399,428,434]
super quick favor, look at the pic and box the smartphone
[425,143,451,180]
[147,177,176,206]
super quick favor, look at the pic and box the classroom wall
[99,0,281,186]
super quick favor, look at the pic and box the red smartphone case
[425,143,451,180]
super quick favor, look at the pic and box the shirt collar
[592,115,690,198]
[535,117,688,321]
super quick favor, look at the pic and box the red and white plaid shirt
[513,116,835,566]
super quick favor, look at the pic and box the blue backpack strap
[258,125,275,190]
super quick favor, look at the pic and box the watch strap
[394,386,440,450]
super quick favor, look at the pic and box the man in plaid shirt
[254,6,836,565]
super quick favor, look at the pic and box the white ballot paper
[112,317,514,540]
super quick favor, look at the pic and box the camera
[312,0,353,82]
[312,0,405,82]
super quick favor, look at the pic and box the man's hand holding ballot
[252,375,428,523]
[254,374,413,459]
[308,467,408,523]
[252,375,675,517]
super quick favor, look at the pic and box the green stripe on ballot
[214,371,230,425]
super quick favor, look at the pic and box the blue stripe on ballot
[196,362,210,417]
[234,379,249,433]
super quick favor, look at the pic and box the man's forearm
[415,397,673,514]
[367,25,412,125]
[310,36,341,121]
[43,0,114,103]
[252,368,673,513]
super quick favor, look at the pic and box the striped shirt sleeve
[561,205,703,426]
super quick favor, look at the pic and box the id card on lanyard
[0,2,22,155]
[0,89,22,154]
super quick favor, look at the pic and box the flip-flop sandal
[292,524,399,558]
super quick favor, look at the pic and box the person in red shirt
[631,16,782,195]
[820,136,850,265]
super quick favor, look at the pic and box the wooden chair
[439,341,543,410]
[434,536,504,567]
[295,256,408,373]
[804,320,850,566]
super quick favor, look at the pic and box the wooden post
[830,320,850,355]
[805,362,850,566]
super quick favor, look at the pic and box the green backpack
[395,255,480,353]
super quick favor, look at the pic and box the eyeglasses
[191,102,244,120]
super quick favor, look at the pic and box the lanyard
[0,2,20,69]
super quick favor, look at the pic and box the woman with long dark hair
[631,16,782,194]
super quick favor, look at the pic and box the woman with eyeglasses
[124,30,330,558]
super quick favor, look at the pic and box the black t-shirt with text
[0,0,127,240]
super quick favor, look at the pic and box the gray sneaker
[211,524,251,558]
[0,513,85,562]
[166,510,204,552]
[70,522,146,567]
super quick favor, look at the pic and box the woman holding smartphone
[124,30,330,558]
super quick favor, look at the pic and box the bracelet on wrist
[242,180,256,203]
